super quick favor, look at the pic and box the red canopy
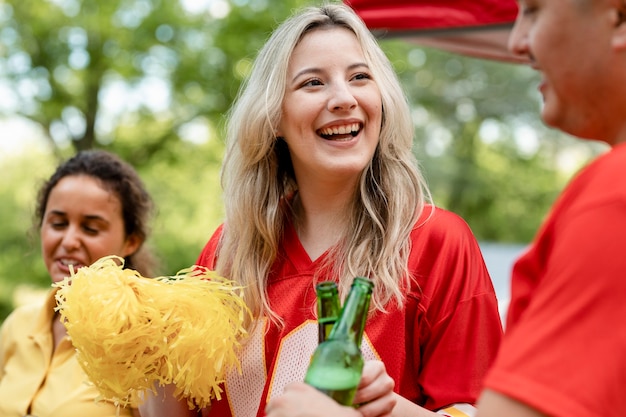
[345,0,525,63]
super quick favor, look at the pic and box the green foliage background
[0,0,606,323]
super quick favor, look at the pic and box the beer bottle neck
[316,281,341,344]
[317,281,340,321]
[328,277,373,346]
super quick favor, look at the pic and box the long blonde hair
[217,4,431,327]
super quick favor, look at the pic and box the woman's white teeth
[319,123,360,136]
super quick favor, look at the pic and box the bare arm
[388,394,442,417]
[137,384,198,417]
[476,389,548,417]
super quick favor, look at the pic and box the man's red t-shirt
[484,143,626,417]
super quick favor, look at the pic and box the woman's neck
[52,312,68,351]
[291,191,349,261]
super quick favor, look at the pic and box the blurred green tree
[0,0,312,161]
[382,41,606,242]
[0,0,606,324]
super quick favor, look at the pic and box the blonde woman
[140,4,502,417]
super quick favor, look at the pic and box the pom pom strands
[54,256,249,409]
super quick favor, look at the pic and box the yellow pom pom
[54,256,249,409]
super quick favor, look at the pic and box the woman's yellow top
[0,289,133,417]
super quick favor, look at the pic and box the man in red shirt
[478,1,626,416]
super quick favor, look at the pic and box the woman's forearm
[391,394,439,417]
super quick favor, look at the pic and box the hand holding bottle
[265,360,396,417]
[351,360,396,416]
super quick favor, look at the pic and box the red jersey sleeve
[196,224,224,269]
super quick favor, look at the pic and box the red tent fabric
[345,0,525,63]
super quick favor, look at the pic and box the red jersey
[198,206,502,417]
[484,143,626,417]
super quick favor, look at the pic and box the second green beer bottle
[304,276,374,406]
[315,281,341,344]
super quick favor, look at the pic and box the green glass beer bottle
[304,276,374,406]
[315,281,341,344]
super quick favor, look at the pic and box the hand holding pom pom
[53,256,249,410]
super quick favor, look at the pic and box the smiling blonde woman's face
[278,27,382,186]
